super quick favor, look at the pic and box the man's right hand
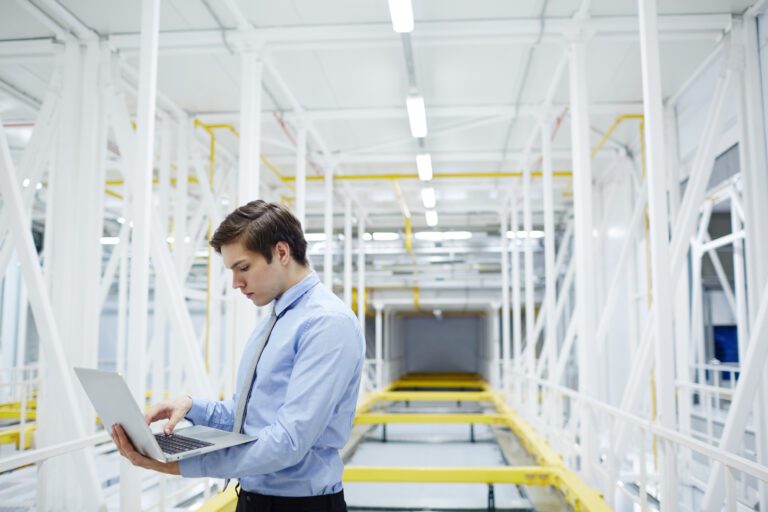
[145,395,193,435]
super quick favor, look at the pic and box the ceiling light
[372,232,400,241]
[416,153,432,181]
[100,237,119,245]
[406,95,428,138]
[116,217,126,224]
[421,187,436,209]
[387,0,414,33]
[305,233,326,242]
[425,210,438,227]
[22,178,30,187]
[363,232,373,241]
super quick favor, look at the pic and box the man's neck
[282,264,311,293]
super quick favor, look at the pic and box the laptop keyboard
[154,433,213,454]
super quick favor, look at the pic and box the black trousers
[235,489,347,512]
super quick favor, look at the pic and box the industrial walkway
[200,373,610,512]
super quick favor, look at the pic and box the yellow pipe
[591,113,644,159]
[404,216,413,254]
[413,286,420,310]
[105,177,200,186]
[105,189,123,200]
[281,171,573,182]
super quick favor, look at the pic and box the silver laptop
[74,367,256,462]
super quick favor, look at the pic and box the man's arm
[178,313,363,479]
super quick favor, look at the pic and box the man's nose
[232,275,243,289]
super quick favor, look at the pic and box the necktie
[223,307,278,491]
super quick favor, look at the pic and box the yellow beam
[196,486,237,512]
[391,381,487,389]
[354,413,507,425]
[397,372,481,381]
[377,391,492,402]
[0,424,35,449]
[342,466,551,485]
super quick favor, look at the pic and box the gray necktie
[233,306,279,433]
[223,307,278,491]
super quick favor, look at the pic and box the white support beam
[375,306,383,389]
[357,211,366,332]
[0,121,104,509]
[105,15,732,54]
[638,1,678,506]
[541,119,556,423]
[323,162,334,289]
[295,125,308,227]
[522,160,536,413]
[510,194,522,404]
[569,38,598,483]
[500,204,511,394]
[343,195,353,308]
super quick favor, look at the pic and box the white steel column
[323,164,334,289]
[738,17,768,510]
[357,212,366,333]
[234,51,263,360]
[343,196,353,308]
[295,126,307,227]
[569,39,597,483]
[511,195,522,404]
[375,305,383,389]
[239,52,263,203]
[500,205,511,394]
[522,160,536,413]
[123,1,160,508]
[637,1,678,506]
[541,118,557,425]
[490,306,501,389]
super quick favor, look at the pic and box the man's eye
[240,266,249,272]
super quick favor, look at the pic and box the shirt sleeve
[184,396,236,431]
[178,312,362,479]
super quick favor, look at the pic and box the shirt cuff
[178,454,205,478]
[184,397,209,426]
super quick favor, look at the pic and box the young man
[111,200,365,512]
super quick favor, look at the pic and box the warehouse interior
[1,0,768,510]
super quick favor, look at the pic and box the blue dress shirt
[178,271,365,496]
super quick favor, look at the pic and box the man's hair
[210,200,308,266]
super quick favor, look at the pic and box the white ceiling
[0,0,753,285]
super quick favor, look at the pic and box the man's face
[221,241,284,306]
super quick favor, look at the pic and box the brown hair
[210,200,308,266]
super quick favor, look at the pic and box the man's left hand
[111,424,181,475]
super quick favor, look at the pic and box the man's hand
[111,424,180,475]
[144,395,193,435]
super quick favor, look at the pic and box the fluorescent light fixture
[372,232,400,241]
[425,210,438,227]
[415,231,472,241]
[506,230,545,239]
[21,178,30,187]
[116,217,126,224]
[100,237,119,245]
[416,153,432,181]
[406,95,427,138]
[36,182,43,190]
[363,232,373,241]
[305,233,326,242]
[387,0,414,33]
[421,187,436,209]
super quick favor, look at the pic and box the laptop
[74,367,256,462]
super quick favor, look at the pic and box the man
[111,200,365,512]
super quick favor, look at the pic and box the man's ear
[274,241,291,265]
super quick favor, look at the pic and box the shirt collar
[273,270,320,317]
